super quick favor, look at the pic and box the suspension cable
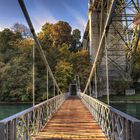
[53,82,55,97]
[18,0,62,95]
[46,68,49,100]
[32,44,35,131]
[105,35,110,105]
[33,45,35,106]
[83,0,116,94]
[94,65,98,98]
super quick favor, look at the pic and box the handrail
[79,93,140,140]
[0,95,61,123]
[0,94,67,140]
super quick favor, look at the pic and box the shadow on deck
[33,96,107,140]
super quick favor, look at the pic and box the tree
[55,60,73,92]
[12,23,32,38]
[69,29,81,52]
[0,29,21,63]
[58,43,71,61]
[0,57,33,101]
[38,23,53,47]
[51,21,72,46]
[0,21,91,102]
[72,29,81,42]
[70,50,91,90]
[132,40,140,82]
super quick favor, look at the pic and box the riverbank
[98,93,140,103]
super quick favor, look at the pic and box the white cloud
[0,26,4,31]
[26,0,87,35]
[62,2,87,36]
[30,1,58,33]
[33,14,57,33]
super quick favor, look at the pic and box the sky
[0,0,88,35]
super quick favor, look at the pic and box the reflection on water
[111,103,140,120]
[0,104,31,120]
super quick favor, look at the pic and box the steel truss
[83,0,140,96]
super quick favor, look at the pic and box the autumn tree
[70,50,91,90]
[58,43,71,61]
[38,23,53,47]
[55,60,73,92]
[38,21,74,48]
[51,21,72,46]
[0,21,91,102]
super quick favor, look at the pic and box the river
[0,103,140,121]
[0,103,32,120]
[111,103,140,120]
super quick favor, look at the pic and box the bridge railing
[0,94,67,140]
[79,93,140,140]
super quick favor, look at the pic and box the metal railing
[79,93,140,140]
[0,94,67,140]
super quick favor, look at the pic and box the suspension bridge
[0,0,140,140]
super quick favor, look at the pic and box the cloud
[25,0,87,35]
[29,1,58,33]
[62,2,87,35]
[33,13,57,33]
[0,26,4,31]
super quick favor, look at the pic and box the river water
[0,104,31,120]
[111,103,140,120]
[0,103,140,121]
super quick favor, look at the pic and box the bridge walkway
[33,96,107,140]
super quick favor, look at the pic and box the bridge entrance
[69,84,77,95]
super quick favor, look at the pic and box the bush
[110,80,130,95]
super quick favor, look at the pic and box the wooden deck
[33,96,107,140]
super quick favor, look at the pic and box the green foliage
[55,60,73,91]
[70,50,91,90]
[44,45,91,92]
[0,22,91,102]
[38,23,53,47]
[110,80,129,95]
[51,21,72,46]
[0,29,22,63]
[132,41,140,82]
[69,29,81,52]
[38,21,74,48]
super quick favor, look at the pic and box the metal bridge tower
[83,0,140,96]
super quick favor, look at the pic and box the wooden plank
[33,96,107,140]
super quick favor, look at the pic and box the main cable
[18,0,62,95]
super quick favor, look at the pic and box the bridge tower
[88,0,100,61]
[83,0,139,96]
